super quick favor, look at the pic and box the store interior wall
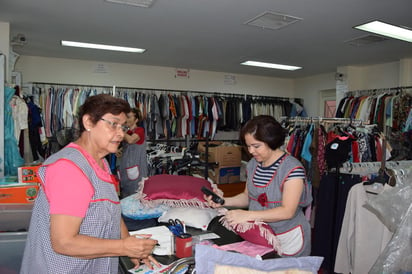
[2,19,412,118]
[15,56,412,116]
[15,55,296,98]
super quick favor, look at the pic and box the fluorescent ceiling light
[61,40,146,53]
[354,20,412,43]
[241,61,302,71]
[105,0,155,8]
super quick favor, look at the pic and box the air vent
[244,11,302,30]
[105,0,155,8]
[345,34,389,46]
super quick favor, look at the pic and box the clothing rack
[344,85,412,97]
[29,81,303,103]
[339,160,412,175]
[280,116,367,126]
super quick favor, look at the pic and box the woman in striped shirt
[206,115,312,257]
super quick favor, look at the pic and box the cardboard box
[208,166,241,184]
[18,165,41,184]
[0,180,40,204]
[198,141,241,167]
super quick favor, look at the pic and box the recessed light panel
[354,20,412,43]
[61,40,146,53]
[241,61,302,71]
[105,0,155,8]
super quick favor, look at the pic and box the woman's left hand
[225,209,253,226]
[131,255,160,270]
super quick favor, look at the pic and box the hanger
[363,136,392,186]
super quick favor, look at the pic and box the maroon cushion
[234,222,276,248]
[138,174,212,207]
[220,216,280,251]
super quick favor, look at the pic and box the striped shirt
[253,154,306,187]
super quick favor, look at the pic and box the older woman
[21,94,159,273]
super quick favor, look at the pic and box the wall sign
[175,68,190,79]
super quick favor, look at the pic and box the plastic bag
[365,167,412,273]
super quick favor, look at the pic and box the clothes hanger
[363,137,392,186]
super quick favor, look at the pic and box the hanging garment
[311,173,360,273]
[334,183,393,274]
[4,86,25,175]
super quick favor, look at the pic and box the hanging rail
[30,81,302,102]
[339,160,412,175]
[345,85,412,97]
[280,116,368,125]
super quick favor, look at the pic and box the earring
[87,128,91,131]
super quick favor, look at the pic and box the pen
[134,235,160,246]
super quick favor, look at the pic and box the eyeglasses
[100,118,130,132]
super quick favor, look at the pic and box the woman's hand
[225,209,253,226]
[123,236,158,261]
[130,255,160,270]
[204,193,223,208]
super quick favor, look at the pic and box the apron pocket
[276,225,304,256]
[126,165,140,181]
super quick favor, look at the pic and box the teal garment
[4,86,24,176]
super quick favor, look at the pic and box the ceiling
[1,0,412,79]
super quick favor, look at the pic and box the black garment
[122,215,159,231]
[325,137,354,169]
[335,97,349,118]
[207,216,243,246]
[311,173,360,273]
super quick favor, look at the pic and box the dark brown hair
[130,108,143,126]
[240,115,287,150]
[77,94,131,133]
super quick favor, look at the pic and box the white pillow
[158,207,218,231]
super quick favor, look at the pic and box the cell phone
[201,186,225,205]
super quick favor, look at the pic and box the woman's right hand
[204,193,224,208]
[123,236,158,259]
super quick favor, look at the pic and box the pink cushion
[138,174,212,207]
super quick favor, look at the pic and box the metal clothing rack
[280,116,368,126]
[344,85,412,97]
[339,160,412,175]
[30,81,303,103]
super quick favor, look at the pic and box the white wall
[339,62,400,91]
[336,60,411,103]
[0,22,10,81]
[14,56,412,117]
[294,72,336,117]
[15,56,295,98]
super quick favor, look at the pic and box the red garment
[317,126,327,176]
[286,134,295,154]
[127,127,145,145]
[351,140,360,163]
[375,136,382,161]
